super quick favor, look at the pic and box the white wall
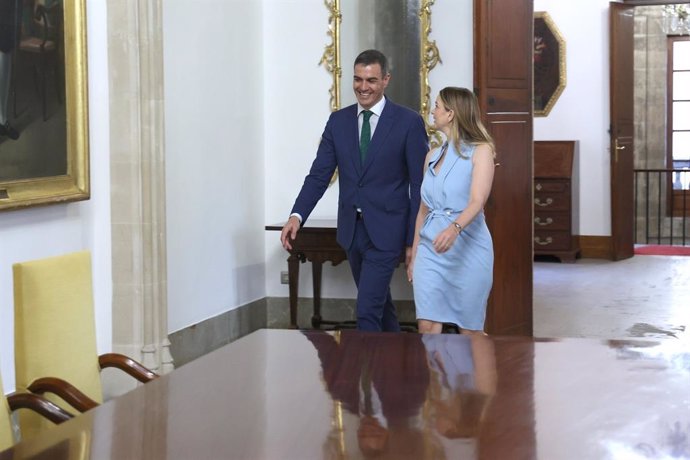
[533,0,611,236]
[164,0,266,333]
[0,1,111,392]
[263,0,474,300]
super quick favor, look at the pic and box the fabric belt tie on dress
[425,209,460,225]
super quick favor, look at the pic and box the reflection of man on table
[303,331,434,458]
[0,0,22,140]
[281,49,428,332]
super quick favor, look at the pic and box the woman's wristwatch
[452,222,463,234]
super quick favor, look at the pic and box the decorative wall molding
[107,0,173,380]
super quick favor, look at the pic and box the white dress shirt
[357,96,386,140]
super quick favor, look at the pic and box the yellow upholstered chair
[0,374,13,452]
[0,371,71,450]
[13,251,156,439]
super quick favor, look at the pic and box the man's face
[353,63,390,110]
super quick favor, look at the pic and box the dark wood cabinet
[533,141,580,262]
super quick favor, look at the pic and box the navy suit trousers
[346,219,401,332]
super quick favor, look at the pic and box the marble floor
[533,255,690,341]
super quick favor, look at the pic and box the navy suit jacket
[292,98,428,252]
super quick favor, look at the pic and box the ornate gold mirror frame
[533,11,566,117]
[420,0,442,147]
[320,0,442,146]
[320,0,341,113]
[0,0,89,211]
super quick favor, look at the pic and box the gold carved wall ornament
[319,0,342,112]
[420,0,443,147]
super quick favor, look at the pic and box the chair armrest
[98,353,158,383]
[27,377,99,412]
[6,392,73,424]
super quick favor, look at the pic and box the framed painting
[0,0,89,211]
[534,12,566,117]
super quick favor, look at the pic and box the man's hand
[280,216,301,251]
[405,246,414,282]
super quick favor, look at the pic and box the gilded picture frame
[0,0,89,211]
[533,11,566,117]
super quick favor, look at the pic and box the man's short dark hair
[354,49,389,76]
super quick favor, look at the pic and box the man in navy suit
[281,50,428,332]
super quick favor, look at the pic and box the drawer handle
[535,183,542,191]
[534,217,553,226]
[534,236,553,246]
[534,198,553,207]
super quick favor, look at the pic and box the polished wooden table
[3,330,689,459]
[266,220,346,329]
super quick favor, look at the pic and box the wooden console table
[266,220,346,329]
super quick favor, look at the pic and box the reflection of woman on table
[422,333,497,458]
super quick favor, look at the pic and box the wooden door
[610,2,635,260]
[474,0,534,335]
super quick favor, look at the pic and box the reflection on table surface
[2,329,689,459]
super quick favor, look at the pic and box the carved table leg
[311,261,323,328]
[287,253,301,329]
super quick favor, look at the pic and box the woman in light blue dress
[408,87,495,334]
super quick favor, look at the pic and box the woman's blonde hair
[438,87,495,158]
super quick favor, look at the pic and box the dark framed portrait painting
[0,0,89,211]
[534,11,566,117]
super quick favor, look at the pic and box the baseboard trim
[266,297,416,329]
[169,297,418,365]
[578,235,613,259]
[168,298,267,367]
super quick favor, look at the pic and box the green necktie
[360,110,373,163]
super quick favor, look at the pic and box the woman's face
[432,95,453,131]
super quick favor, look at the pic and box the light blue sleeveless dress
[413,142,493,330]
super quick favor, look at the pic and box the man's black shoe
[0,121,20,140]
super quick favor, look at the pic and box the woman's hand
[432,226,459,253]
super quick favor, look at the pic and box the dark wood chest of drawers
[534,141,580,262]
